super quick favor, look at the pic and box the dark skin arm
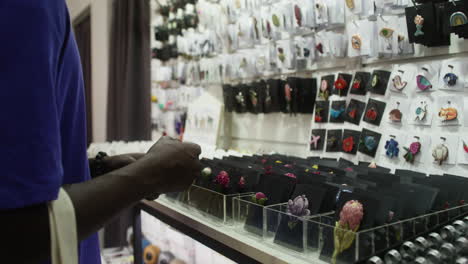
[2,137,201,264]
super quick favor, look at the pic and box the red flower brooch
[342,136,354,153]
[365,107,378,121]
[334,76,348,96]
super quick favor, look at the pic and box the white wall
[67,0,112,143]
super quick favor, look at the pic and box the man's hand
[132,137,202,196]
[103,153,145,172]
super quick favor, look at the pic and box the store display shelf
[136,196,328,264]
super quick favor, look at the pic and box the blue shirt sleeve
[0,2,66,209]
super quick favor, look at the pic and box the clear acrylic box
[312,203,468,263]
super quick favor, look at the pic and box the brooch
[332,200,364,263]
[327,136,338,149]
[348,108,357,119]
[287,195,310,229]
[345,0,355,9]
[319,79,330,100]
[403,140,421,163]
[294,5,302,26]
[385,138,399,158]
[439,101,457,122]
[310,135,321,149]
[392,75,407,91]
[236,92,246,108]
[450,11,468,27]
[342,136,354,153]
[351,35,362,50]
[352,77,362,90]
[416,75,432,91]
[334,76,348,96]
[330,107,345,119]
[251,192,268,205]
[201,167,212,178]
[315,108,324,122]
[414,101,428,121]
[371,74,379,88]
[414,15,425,37]
[444,73,458,87]
[238,176,246,189]
[214,171,230,188]
[272,14,280,27]
[389,102,402,122]
[432,142,449,165]
[463,141,468,153]
[316,43,324,54]
[365,107,378,121]
[363,136,377,151]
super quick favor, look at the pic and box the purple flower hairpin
[214,171,230,188]
[251,192,268,205]
[287,195,311,229]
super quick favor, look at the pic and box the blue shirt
[0,1,100,263]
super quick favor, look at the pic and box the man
[0,1,201,263]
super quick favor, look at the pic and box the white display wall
[151,0,468,177]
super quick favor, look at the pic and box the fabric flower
[385,139,399,158]
[342,136,354,153]
[238,176,246,189]
[201,167,212,178]
[334,77,348,96]
[264,165,273,175]
[287,195,311,217]
[332,200,364,264]
[284,164,293,168]
[365,108,378,121]
[284,84,291,102]
[368,161,377,169]
[403,141,421,163]
[339,200,364,230]
[284,173,297,179]
[214,171,230,188]
[251,192,268,205]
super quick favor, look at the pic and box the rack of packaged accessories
[150,0,203,139]
[366,215,468,264]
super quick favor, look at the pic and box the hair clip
[416,75,432,91]
[404,141,421,163]
[432,143,449,165]
[385,138,399,158]
[463,141,468,153]
[450,11,468,27]
[327,136,338,149]
[348,108,357,119]
[250,90,258,107]
[214,171,230,188]
[392,75,407,91]
[389,102,402,122]
[371,73,379,88]
[310,134,321,149]
[238,176,246,189]
[251,192,268,205]
[365,106,378,121]
[315,107,324,122]
[415,101,427,121]
[363,136,377,151]
[439,101,457,122]
[287,195,310,229]
[352,77,362,90]
[319,79,330,100]
[351,35,362,50]
[334,76,348,96]
[342,136,354,153]
[331,107,345,119]
[414,15,425,37]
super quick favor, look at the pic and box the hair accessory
[404,141,421,163]
[432,143,449,165]
[416,75,432,91]
[201,167,212,178]
[316,43,324,54]
[319,79,330,100]
[444,73,458,87]
[415,101,427,121]
[348,108,357,119]
[363,136,377,151]
[365,107,378,121]
[277,47,285,62]
[392,75,407,91]
[236,92,246,108]
[310,135,321,149]
[380,28,394,38]
[284,84,292,112]
[352,77,361,90]
[345,0,355,9]
[315,108,323,122]
[294,5,302,26]
[351,35,362,50]
[287,195,311,229]
[272,14,280,27]
[385,138,399,158]
[450,11,468,27]
[439,101,457,122]
[414,15,425,36]
[328,136,338,149]
[342,136,354,153]
[284,173,297,179]
[332,200,364,263]
[238,176,246,189]
[371,74,379,88]
[214,171,230,188]
[250,90,258,107]
[334,76,348,96]
[251,192,268,205]
[463,141,468,153]
[331,107,345,119]
[368,161,377,168]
